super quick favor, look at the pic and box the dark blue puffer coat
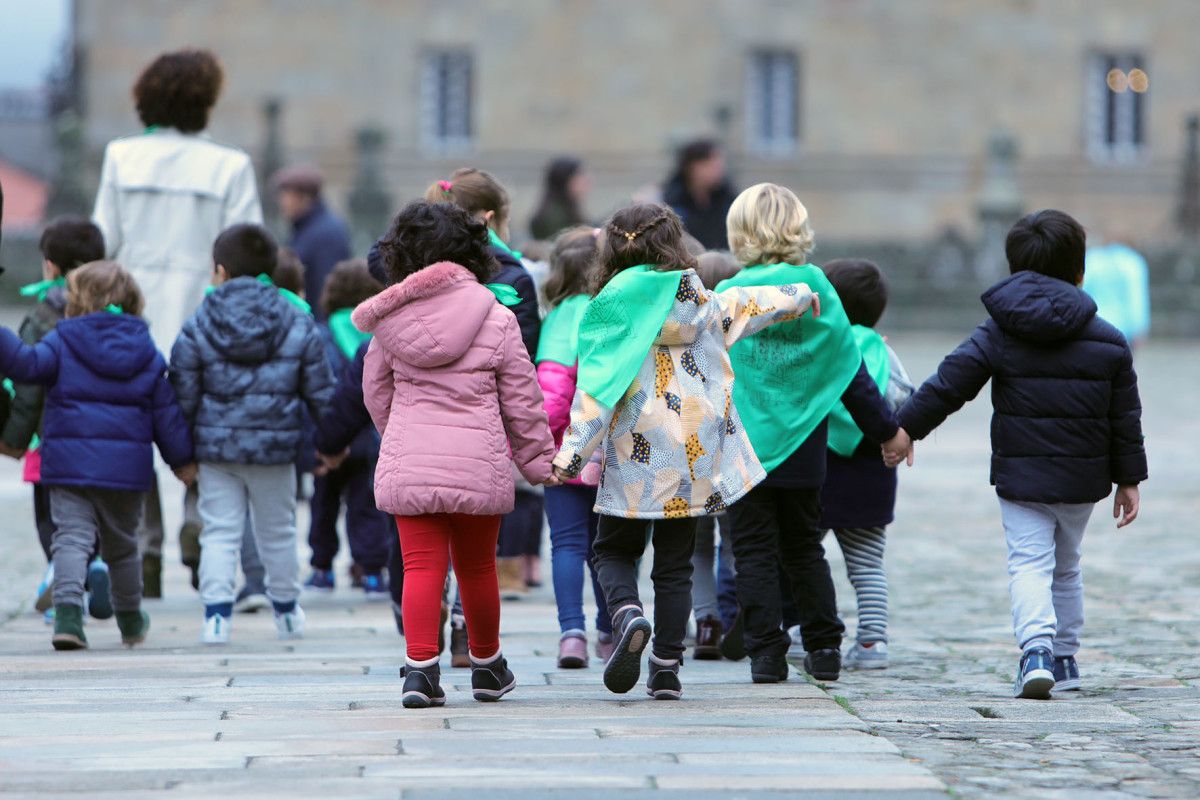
[490,245,541,358]
[899,271,1147,504]
[0,313,194,492]
[170,277,335,466]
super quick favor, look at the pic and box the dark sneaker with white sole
[646,655,682,700]
[804,647,842,681]
[471,653,517,702]
[401,660,446,709]
[1052,655,1081,692]
[1014,647,1055,699]
[604,607,652,694]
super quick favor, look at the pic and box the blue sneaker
[1052,655,1081,692]
[86,559,113,620]
[304,569,335,593]
[1013,647,1055,699]
[362,574,389,602]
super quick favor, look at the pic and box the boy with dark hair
[171,223,335,644]
[889,209,1147,699]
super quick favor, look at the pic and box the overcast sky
[0,0,70,90]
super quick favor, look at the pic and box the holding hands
[1113,484,1140,529]
[882,428,914,468]
[173,463,198,485]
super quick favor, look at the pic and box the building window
[1086,52,1148,163]
[747,49,799,157]
[420,49,473,151]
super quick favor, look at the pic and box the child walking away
[306,259,391,600]
[890,210,1146,699]
[536,227,613,668]
[820,259,914,670]
[718,184,906,686]
[355,201,555,709]
[1,218,107,619]
[553,203,818,700]
[0,261,195,650]
[171,224,334,645]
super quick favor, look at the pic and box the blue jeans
[545,484,611,636]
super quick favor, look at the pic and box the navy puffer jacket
[899,271,1147,504]
[0,313,193,491]
[170,277,335,465]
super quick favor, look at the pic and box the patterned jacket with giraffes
[553,269,815,519]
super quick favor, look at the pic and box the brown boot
[693,615,723,660]
[496,558,529,600]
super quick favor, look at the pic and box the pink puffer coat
[353,261,555,516]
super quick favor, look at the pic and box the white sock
[406,654,438,669]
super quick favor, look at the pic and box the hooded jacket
[170,277,335,465]
[0,313,193,492]
[899,271,1147,504]
[354,261,555,516]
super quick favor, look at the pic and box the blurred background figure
[662,139,737,250]
[1083,232,1151,349]
[272,166,351,321]
[529,156,590,241]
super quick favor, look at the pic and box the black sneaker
[1052,656,1081,692]
[719,611,747,661]
[646,654,682,700]
[1013,647,1055,699]
[470,653,516,702]
[751,651,790,684]
[604,607,652,694]
[804,647,842,681]
[401,660,446,709]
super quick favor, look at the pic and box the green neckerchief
[144,125,162,134]
[485,283,521,306]
[488,228,524,261]
[20,277,66,303]
[536,294,589,366]
[827,326,890,457]
[577,264,682,409]
[203,275,313,314]
[104,304,123,314]
[328,307,371,360]
[717,263,862,473]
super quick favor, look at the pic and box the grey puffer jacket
[170,277,334,465]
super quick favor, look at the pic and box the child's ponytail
[424,167,510,227]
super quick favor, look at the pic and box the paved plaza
[0,334,1197,799]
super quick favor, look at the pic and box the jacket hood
[352,262,495,368]
[196,278,292,364]
[982,271,1097,343]
[56,313,160,380]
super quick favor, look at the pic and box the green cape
[717,263,862,472]
[576,265,681,409]
[328,307,372,360]
[484,283,520,307]
[536,294,589,366]
[827,326,890,457]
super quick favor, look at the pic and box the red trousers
[395,513,502,662]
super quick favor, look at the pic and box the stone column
[259,98,284,234]
[974,130,1023,283]
[348,127,393,253]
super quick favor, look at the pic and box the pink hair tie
[438,180,453,195]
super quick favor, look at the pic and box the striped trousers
[831,526,888,645]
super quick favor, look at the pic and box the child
[536,227,612,668]
[306,259,390,599]
[355,201,555,709]
[820,259,914,670]
[1,217,107,615]
[890,210,1146,699]
[718,183,905,685]
[170,223,334,644]
[552,203,818,700]
[0,261,195,650]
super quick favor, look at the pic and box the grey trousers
[49,486,144,611]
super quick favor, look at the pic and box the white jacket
[92,128,263,354]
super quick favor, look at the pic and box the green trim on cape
[535,294,589,366]
[19,277,65,303]
[328,307,371,360]
[827,326,890,457]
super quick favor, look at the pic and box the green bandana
[20,277,66,303]
[717,263,862,473]
[485,283,521,307]
[204,276,313,314]
[488,229,523,261]
[536,294,589,366]
[577,265,682,409]
[827,326,890,457]
[104,304,123,315]
[328,308,371,360]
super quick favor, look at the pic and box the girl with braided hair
[552,203,820,700]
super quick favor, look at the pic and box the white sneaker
[844,641,889,670]
[274,605,306,640]
[201,614,231,645]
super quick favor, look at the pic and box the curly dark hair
[592,203,697,293]
[321,258,383,316]
[133,49,224,133]
[378,202,498,286]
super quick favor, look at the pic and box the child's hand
[543,473,563,487]
[882,428,914,468]
[1114,484,1140,529]
[810,292,821,318]
[551,465,573,484]
[173,463,198,485]
[315,449,349,476]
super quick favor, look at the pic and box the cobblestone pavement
[0,333,1195,799]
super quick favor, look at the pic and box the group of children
[9,166,1146,708]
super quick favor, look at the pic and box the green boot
[52,604,88,651]
[116,609,151,646]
